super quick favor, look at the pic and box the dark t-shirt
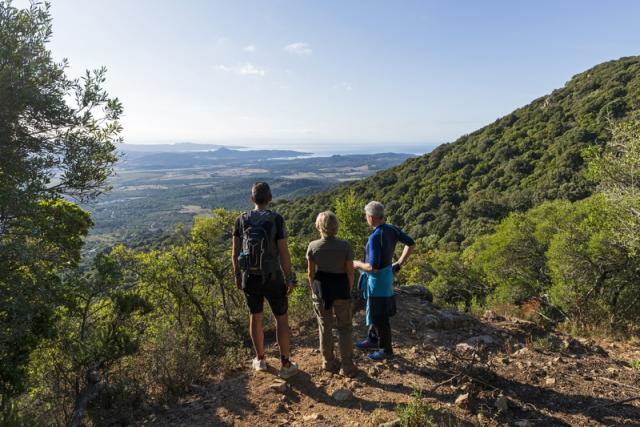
[365,223,415,270]
[233,209,287,259]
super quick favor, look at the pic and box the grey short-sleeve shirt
[306,237,354,274]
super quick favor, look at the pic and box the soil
[140,287,640,426]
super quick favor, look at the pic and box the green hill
[277,56,640,246]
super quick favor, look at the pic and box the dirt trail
[144,287,640,426]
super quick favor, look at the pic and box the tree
[585,118,640,253]
[334,191,369,260]
[468,201,571,306]
[0,1,122,416]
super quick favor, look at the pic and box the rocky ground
[141,286,640,426]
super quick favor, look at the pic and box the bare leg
[249,313,265,357]
[275,313,291,365]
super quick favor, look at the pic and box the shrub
[397,389,434,427]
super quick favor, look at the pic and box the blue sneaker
[355,338,379,350]
[367,350,393,361]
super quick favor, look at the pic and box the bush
[397,389,434,427]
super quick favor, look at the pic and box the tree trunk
[69,367,103,427]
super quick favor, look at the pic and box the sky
[20,0,640,150]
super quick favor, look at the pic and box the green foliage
[585,118,640,254]
[0,0,121,416]
[397,389,434,427]
[630,360,640,371]
[279,57,640,247]
[468,200,570,306]
[547,196,640,328]
[465,194,640,330]
[427,250,486,311]
[335,190,370,260]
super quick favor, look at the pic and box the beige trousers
[312,295,354,371]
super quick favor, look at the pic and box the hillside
[277,56,640,246]
[136,289,640,426]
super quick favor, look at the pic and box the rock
[545,377,556,386]
[378,419,401,427]
[515,421,533,427]
[438,310,470,329]
[456,342,474,352]
[303,413,322,421]
[495,394,509,412]
[465,335,499,346]
[400,284,429,296]
[423,314,441,328]
[270,380,288,393]
[332,388,353,402]
[511,347,529,357]
[454,392,470,407]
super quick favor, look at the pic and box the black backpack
[238,211,279,279]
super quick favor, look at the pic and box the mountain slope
[138,289,640,426]
[277,56,640,246]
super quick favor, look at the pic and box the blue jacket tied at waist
[359,265,394,326]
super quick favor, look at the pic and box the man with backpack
[354,201,415,360]
[232,182,299,378]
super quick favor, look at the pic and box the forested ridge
[278,56,640,246]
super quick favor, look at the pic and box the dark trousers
[368,315,393,354]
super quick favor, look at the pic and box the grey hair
[364,201,385,219]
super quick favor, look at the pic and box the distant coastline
[120,141,437,157]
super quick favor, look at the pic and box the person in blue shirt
[353,201,415,360]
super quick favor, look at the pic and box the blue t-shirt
[365,223,415,270]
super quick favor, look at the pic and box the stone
[545,377,556,386]
[511,347,529,357]
[378,419,401,427]
[465,335,498,346]
[456,342,474,352]
[495,394,509,412]
[270,380,288,393]
[303,413,322,421]
[332,388,353,402]
[515,421,533,427]
[454,392,470,407]
[423,314,441,328]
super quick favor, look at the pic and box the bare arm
[345,259,355,289]
[307,259,316,291]
[397,244,414,266]
[353,260,375,273]
[232,236,241,288]
[278,238,294,283]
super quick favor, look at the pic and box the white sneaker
[278,360,299,379]
[252,357,267,371]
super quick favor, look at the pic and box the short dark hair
[252,182,272,205]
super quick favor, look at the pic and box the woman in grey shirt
[307,211,356,377]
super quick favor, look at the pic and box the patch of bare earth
[141,287,640,426]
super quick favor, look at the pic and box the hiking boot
[355,338,379,350]
[278,360,299,379]
[367,350,393,361]
[252,357,267,371]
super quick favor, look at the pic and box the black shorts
[243,274,288,316]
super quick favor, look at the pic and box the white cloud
[340,82,353,91]
[243,44,256,52]
[238,63,266,76]
[213,62,266,77]
[284,42,312,56]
